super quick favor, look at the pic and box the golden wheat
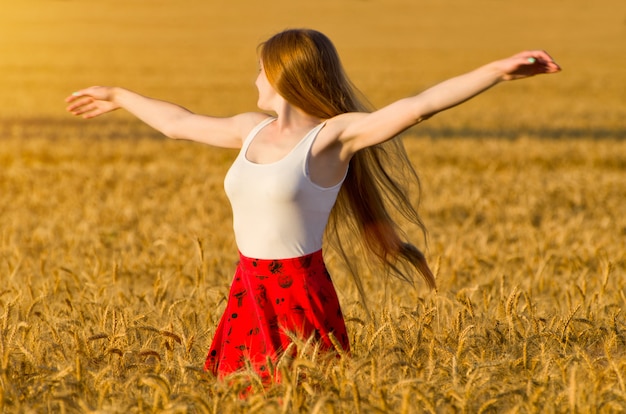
[1,0,626,411]
[4,123,625,411]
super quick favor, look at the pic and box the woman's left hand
[499,50,561,81]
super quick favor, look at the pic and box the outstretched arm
[404,50,560,119]
[65,86,266,149]
[333,50,561,157]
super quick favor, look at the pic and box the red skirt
[204,249,350,379]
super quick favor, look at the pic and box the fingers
[65,89,93,116]
[499,50,561,81]
[519,50,561,73]
[65,96,94,116]
[65,86,115,118]
[65,88,92,103]
[66,98,110,119]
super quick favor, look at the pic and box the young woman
[65,28,560,380]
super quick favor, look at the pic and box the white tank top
[224,117,344,259]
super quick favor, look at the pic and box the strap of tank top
[241,117,276,151]
[301,121,327,151]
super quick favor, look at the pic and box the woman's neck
[271,102,323,133]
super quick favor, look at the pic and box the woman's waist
[237,249,325,275]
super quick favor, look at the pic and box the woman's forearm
[412,61,505,120]
[111,87,195,138]
[411,50,560,120]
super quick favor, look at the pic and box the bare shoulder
[312,112,368,162]
[325,112,367,131]
[321,100,421,155]
[199,112,272,148]
[321,112,368,142]
[232,112,274,137]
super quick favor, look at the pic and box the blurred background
[1,0,625,136]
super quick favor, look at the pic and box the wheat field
[1,0,626,412]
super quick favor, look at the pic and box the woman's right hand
[65,86,120,119]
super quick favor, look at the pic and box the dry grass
[1,0,626,412]
[1,121,625,412]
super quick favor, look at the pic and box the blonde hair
[259,29,436,297]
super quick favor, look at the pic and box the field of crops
[1,0,625,412]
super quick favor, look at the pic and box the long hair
[259,29,436,300]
